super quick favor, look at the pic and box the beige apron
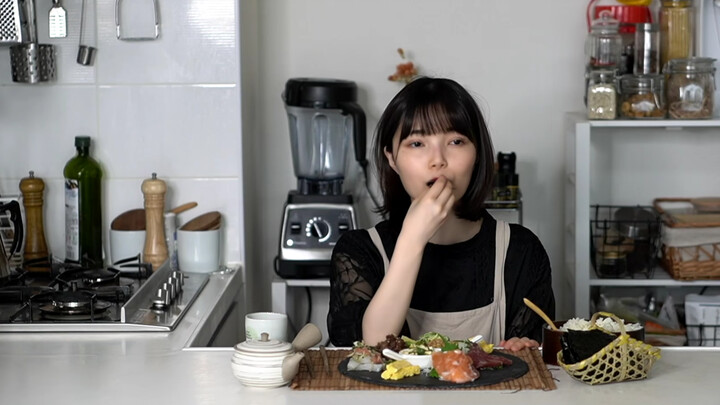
[367,220,510,343]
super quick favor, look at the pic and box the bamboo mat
[290,348,557,391]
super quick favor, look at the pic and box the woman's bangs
[400,101,473,141]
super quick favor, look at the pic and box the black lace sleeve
[327,229,387,347]
[504,224,555,342]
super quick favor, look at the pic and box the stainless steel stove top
[0,260,209,332]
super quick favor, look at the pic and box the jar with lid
[634,23,659,74]
[664,57,716,119]
[587,70,618,119]
[618,74,666,119]
[586,10,623,72]
[659,0,695,70]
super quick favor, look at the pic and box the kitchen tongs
[116,0,160,41]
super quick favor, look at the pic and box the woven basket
[654,198,720,280]
[557,312,661,385]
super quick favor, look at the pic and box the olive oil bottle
[64,136,103,267]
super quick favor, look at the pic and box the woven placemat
[290,348,556,391]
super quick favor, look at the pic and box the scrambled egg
[380,360,421,380]
[479,340,494,353]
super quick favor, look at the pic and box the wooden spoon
[110,209,146,231]
[169,202,198,215]
[523,297,558,331]
[179,211,221,231]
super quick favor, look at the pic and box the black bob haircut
[373,77,495,226]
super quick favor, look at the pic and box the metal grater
[48,0,65,38]
[0,0,23,44]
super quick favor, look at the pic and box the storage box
[654,198,720,280]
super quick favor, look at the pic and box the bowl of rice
[542,317,644,365]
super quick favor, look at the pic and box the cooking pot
[0,200,23,278]
[231,323,322,388]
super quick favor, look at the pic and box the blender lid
[283,78,358,108]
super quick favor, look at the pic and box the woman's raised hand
[401,176,455,245]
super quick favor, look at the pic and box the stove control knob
[171,272,184,291]
[306,217,331,242]
[163,281,175,301]
[172,271,185,287]
[170,276,181,294]
[152,288,169,309]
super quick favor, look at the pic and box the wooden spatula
[110,209,146,231]
[179,211,221,231]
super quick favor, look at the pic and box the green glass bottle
[64,136,103,267]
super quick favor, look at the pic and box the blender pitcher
[283,78,366,196]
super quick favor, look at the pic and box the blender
[276,78,366,279]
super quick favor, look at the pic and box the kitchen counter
[0,345,717,404]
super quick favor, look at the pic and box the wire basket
[590,205,662,279]
[557,312,661,385]
[686,324,720,347]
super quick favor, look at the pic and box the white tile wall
[0,0,244,269]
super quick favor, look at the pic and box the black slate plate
[338,351,528,389]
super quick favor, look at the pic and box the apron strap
[367,227,389,271]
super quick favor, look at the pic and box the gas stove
[0,256,209,332]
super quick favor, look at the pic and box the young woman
[327,77,554,351]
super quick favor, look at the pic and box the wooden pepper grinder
[19,171,49,271]
[142,173,167,271]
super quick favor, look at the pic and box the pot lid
[234,333,293,355]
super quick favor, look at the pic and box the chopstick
[302,349,314,379]
[319,345,331,376]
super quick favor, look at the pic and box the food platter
[338,351,528,389]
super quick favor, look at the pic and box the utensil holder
[9,42,55,83]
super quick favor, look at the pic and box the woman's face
[384,128,477,203]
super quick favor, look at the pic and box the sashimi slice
[431,350,480,384]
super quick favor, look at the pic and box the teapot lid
[234,333,293,355]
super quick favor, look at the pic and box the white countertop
[1,268,716,404]
[1,345,718,404]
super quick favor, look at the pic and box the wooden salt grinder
[142,173,167,271]
[19,171,49,270]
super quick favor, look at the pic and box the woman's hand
[499,337,540,352]
[400,176,455,245]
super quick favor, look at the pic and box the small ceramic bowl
[397,353,433,370]
[542,320,645,365]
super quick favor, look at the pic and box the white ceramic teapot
[231,323,322,388]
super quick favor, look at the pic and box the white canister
[176,228,220,273]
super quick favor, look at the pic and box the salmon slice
[431,350,480,384]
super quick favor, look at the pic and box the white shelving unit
[564,112,720,318]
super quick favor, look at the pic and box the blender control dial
[306,217,331,242]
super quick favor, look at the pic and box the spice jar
[619,74,666,119]
[586,11,623,72]
[660,0,694,70]
[587,70,617,119]
[664,57,716,119]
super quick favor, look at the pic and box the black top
[327,210,555,347]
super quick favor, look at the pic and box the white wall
[246,0,590,325]
[0,1,245,274]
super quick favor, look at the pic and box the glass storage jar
[586,11,623,72]
[619,74,666,119]
[587,70,618,119]
[659,0,694,70]
[664,57,716,119]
